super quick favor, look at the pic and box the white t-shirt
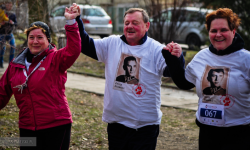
[94,35,166,129]
[186,48,250,127]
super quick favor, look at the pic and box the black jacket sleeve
[162,50,195,90]
[9,13,17,26]
[163,53,185,77]
[76,16,98,60]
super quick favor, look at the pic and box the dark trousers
[19,123,71,150]
[107,123,159,150]
[197,119,250,150]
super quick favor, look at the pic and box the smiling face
[28,28,49,55]
[5,2,12,11]
[209,18,235,51]
[123,11,150,46]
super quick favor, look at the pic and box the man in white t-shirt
[75,5,184,150]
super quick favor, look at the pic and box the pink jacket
[0,23,81,130]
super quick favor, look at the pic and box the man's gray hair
[124,8,149,23]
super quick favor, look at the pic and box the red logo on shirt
[220,94,235,109]
[132,84,146,97]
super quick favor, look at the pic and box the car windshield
[82,8,106,16]
[150,10,171,22]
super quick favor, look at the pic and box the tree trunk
[27,0,57,45]
[28,0,49,24]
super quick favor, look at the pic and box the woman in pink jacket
[0,4,81,150]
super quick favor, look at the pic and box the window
[51,8,65,17]
[82,8,106,16]
[185,11,202,21]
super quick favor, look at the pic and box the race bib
[198,103,225,126]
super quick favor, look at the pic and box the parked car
[50,4,113,38]
[149,7,213,50]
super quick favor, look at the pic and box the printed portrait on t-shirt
[201,65,229,104]
[113,53,141,92]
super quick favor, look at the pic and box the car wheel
[99,34,109,38]
[187,34,201,50]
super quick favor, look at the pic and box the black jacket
[0,11,17,34]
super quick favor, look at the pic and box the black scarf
[120,32,148,45]
[26,50,35,63]
[26,44,54,63]
[209,33,245,56]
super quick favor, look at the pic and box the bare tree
[25,0,62,47]
[143,0,166,43]
[165,0,188,44]
[144,0,190,44]
[28,0,49,24]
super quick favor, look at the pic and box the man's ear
[145,22,150,32]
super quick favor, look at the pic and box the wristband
[66,19,76,25]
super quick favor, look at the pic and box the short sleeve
[185,61,197,85]
[154,44,166,75]
[94,38,108,63]
[94,36,118,63]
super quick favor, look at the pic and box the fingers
[163,41,174,52]
[77,6,81,15]
[65,3,80,19]
[69,3,80,15]
[163,44,172,52]
[171,43,182,58]
[163,42,182,58]
[65,7,69,13]
[71,7,78,13]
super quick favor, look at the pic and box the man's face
[125,60,137,77]
[211,71,224,87]
[123,11,150,46]
[5,3,13,11]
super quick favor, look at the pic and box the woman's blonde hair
[24,25,46,36]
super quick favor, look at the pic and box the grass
[0,96,19,150]
[0,88,198,150]
[66,89,108,149]
[69,54,105,78]
[0,89,108,150]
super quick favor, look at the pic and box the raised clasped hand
[64,3,80,20]
[163,41,182,58]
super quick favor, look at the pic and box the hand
[163,41,182,58]
[9,20,14,24]
[0,22,5,25]
[69,3,80,14]
[64,3,80,20]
